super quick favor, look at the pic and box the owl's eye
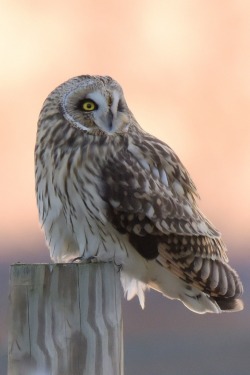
[80,99,98,112]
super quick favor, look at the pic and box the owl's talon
[114,260,123,272]
[72,256,98,264]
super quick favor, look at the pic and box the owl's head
[45,75,132,135]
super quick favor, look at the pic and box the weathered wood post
[8,263,123,375]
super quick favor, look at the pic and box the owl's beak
[98,108,129,134]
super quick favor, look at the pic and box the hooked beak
[97,104,129,134]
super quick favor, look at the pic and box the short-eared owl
[35,75,243,313]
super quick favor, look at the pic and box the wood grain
[8,263,123,375]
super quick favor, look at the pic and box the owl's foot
[71,255,99,264]
[114,260,123,272]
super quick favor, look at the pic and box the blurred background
[0,1,249,374]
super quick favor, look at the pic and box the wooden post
[8,263,123,375]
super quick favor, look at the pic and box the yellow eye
[81,99,97,111]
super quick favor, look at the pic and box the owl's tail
[147,259,244,314]
[120,245,243,313]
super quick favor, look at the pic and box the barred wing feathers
[101,132,243,311]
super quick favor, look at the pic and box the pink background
[1,1,250,259]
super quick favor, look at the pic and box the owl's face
[53,75,131,135]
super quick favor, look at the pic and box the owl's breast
[36,141,129,263]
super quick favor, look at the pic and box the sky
[0,0,250,260]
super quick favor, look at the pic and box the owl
[35,75,243,314]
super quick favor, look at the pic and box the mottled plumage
[35,75,243,313]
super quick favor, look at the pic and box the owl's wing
[100,132,243,301]
[101,132,226,260]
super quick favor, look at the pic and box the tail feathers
[179,290,221,314]
[147,259,244,314]
[179,287,244,314]
[214,296,244,312]
[120,258,243,314]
